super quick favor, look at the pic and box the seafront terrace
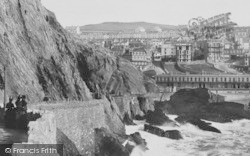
[156,74,250,90]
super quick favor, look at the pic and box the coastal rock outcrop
[168,88,250,122]
[144,124,182,140]
[144,109,174,125]
[125,132,148,153]
[95,128,129,156]
[169,88,210,115]
[176,116,221,133]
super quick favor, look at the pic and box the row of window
[157,76,250,83]
[133,62,148,65]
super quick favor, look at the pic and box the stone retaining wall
[27,99,114,155]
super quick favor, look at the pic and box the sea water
[126,115,250,156]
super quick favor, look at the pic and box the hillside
[0,0,153,103]
[79,22,183,32]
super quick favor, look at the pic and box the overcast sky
[41,0,250,27]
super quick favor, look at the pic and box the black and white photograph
[0,0,250,155]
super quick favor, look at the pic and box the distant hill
[79,22,186,32]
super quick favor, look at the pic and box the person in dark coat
[21,95,27,111]
[15,95,22,110]
[5,97,16,127]
[6,97,14,110]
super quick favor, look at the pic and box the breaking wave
[126,115,250,156]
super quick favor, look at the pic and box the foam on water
[126,116,250,156]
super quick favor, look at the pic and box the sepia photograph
[0,0,250,155]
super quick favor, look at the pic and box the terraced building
[156,74,250,90]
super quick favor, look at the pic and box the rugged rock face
[95,128,129,156]
[168,88,250,122]
[114,94,155,123]
[0,0,153,103]
[125,132,148,153]
[0,0,90,101]
[169,88,210,115]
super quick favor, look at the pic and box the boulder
[125,132,148,153]
[129,132,147,146]
[144,124,182,140]
[163,130,183,139]
[175,116,221,133]
[95,128,129,156]
[189,118,221,133]
[145,109,174,125]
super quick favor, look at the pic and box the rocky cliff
[0,0,154,103]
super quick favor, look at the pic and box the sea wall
[27,99,122,155]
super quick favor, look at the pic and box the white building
[161,42,176,58]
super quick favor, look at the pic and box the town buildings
[161,42,176,59]
[122,47,151,70]
[207,40,223,61]
[176,43,193,62]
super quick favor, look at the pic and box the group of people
[5,95,27,112]
[4,95,28,129]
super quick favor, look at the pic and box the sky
[41,0,250,27]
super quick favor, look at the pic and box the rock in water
[175,116,221,133]
[163,130,183,139]
[129,132,147,147]
[188,118,221,133]
[145,109,174,125]
[124,132,148,153]
[169,88,210,114]
[144,124,182,140]
[95,128,129,156]
[169,88,250,122]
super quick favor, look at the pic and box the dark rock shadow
[56,128,81,156]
